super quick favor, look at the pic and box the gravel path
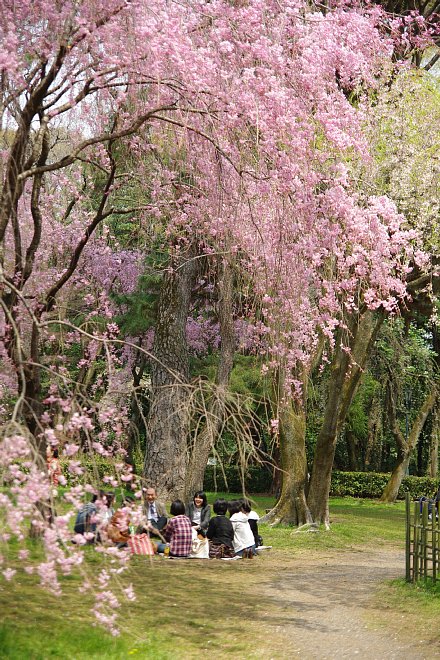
[257,548,440,659]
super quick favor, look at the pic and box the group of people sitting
[144,488,265,559]
[74,487,269,560]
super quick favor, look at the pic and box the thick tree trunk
[381,388,437,503]
[380,451,410,503]
[143,246,198,500]
[126,349,148,470]
[11,317,44,446]
[263,369,312,526]
[184,255,235,500]
[308,310,384,526]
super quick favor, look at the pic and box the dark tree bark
[126,347,148,471]
[262,367,312,526]
[143,245,199,500]
[364,393,382,471]
[345,430,358,472]
[184,254,235,500]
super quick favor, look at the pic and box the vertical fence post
[434,508,437,583]
[414,500,420,582]
[437,508,440,583]
[406,492,411,582]
[422,501,428,579]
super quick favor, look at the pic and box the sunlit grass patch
[0,494,408,658]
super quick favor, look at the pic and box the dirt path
[257,548,440,659]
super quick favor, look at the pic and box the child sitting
[241,499,262,547]
[228,499,256,558]
[206,498,235,559]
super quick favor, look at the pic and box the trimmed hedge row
[330,471,439,500]
[59,458,438,500]
[204,467,439,498]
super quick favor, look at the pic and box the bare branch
[17,104,178,181]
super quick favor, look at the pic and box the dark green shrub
[60,455,117,486]
[203,465,272,493]
[58,458,439,500]
[330,471,439,499]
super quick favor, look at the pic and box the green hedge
[330,471,439,499]
[204,467,439,498]
[58,457,438,499]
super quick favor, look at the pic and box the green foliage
[366,69,440,252]
[113,249,168,337]
[330,470,439,499]
[204,467,440,498]
[346,373,380,440]
[191,354,269,399]
[59,455,121,487]
[191,353,272,464]
[204,465,272,493]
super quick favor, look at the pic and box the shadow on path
[257,549,440,659]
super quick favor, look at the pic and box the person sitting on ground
[107,496,135,546]
[74,493,99,537]
[74,490,112,542]
[142,487,168,536]
[206,498,235,559]
[157,500,193,558]
[229,499,256,558]
[103,492,115,520]
[240,499,262,547]
[185,491,211,532]
[47,448,62,487]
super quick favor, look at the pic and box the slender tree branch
[17,104,177,181]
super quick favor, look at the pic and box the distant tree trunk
[262,367,312,526]
[308,309,384,526]
[346,429,358,471]
[184,255,235,499]
[143,245,198,500]
[381,387,437,503]
[270,443,282,497]
[364,394,382,471]
[427,404,439,478]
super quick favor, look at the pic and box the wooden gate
[406,491,440,583]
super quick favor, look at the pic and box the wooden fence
[405,491,440,583]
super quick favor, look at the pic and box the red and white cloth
[128,533,155,555]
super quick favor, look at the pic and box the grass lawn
[0,495,409,659]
